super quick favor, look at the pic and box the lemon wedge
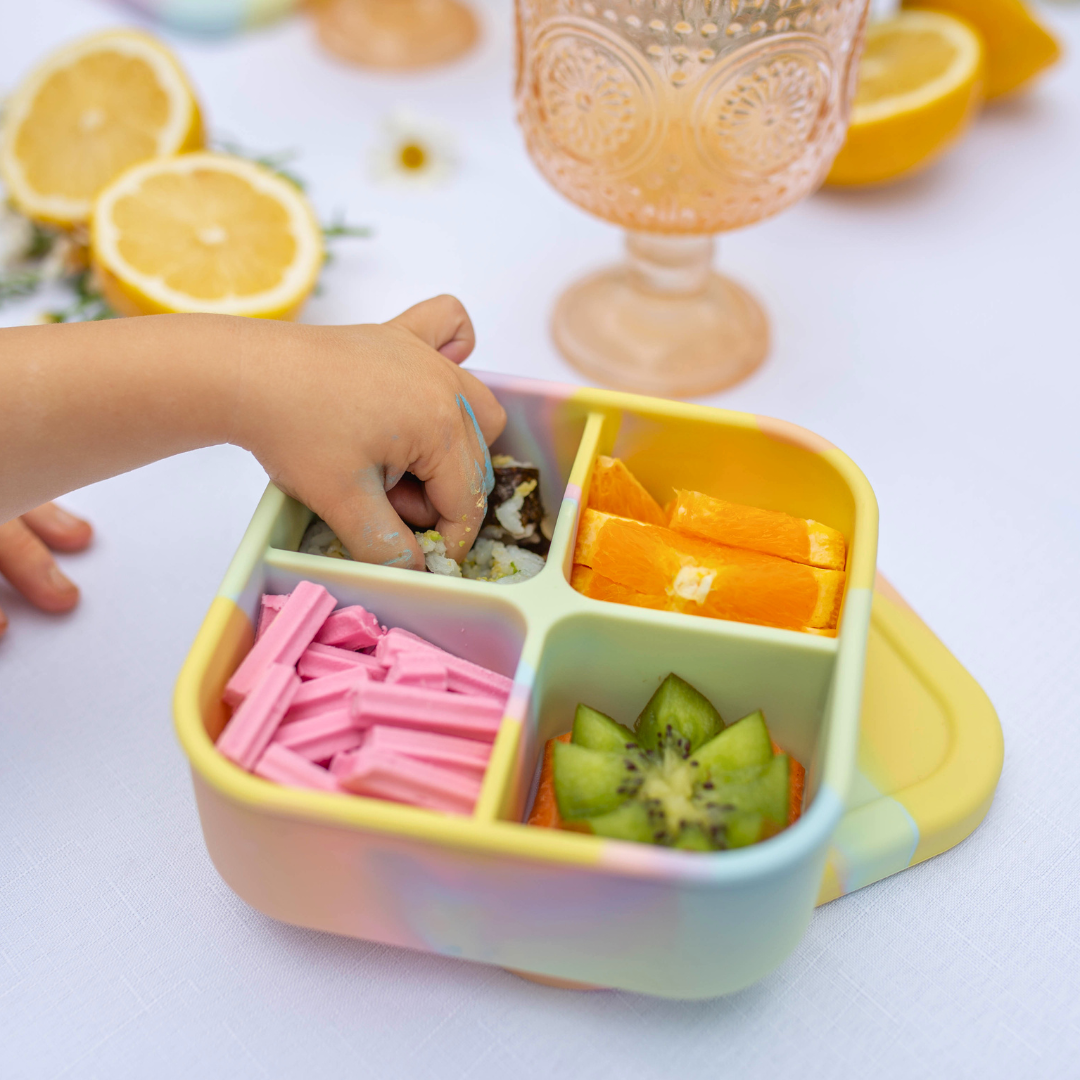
[0,29,202,226]
[904,0,1061,99]
[91,152,324,320]
[826,10,985,187]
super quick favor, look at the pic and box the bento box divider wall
[269,494,316,554]
[546,410,617,579]
[474,409,614,823]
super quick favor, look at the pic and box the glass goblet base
[314,0,478,70]
[551,234,768,399]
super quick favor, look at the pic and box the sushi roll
[481,455,550,556]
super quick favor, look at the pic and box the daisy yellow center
[399,142,427,171]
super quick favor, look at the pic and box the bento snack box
[174,373,878,999]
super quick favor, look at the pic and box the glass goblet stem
[551,232,769,399]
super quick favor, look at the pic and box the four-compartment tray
[174,373,1001,1000]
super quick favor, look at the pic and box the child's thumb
[387,294,475,365]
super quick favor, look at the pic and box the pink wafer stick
[365,725,491,773]
[217,663,300,770]
[315,604,384,650]
[297,642,385,682]
[350,681,504,741]
[274,711,362,762]
[337,746,482,814]
[225,582,336,706]
[384,653,449,692]
[284,667,372,722]
[374,628,513,701]
[255,743,340,792]
[255,594,288,641]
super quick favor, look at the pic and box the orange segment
[668,489,847,571]
[571,564,670,611]
[574,509,844,630]
[586,456,666,526]
[527,733,572,829]
[572,565,837,636]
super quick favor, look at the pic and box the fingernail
[47,565,76,593]
[50,506,80,527]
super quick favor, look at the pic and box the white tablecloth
[2,2,1078,1076]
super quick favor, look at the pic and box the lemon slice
[904,0,1061,99]
[0,29,202,226]
[826,10,985,187]
[91,152,324,319]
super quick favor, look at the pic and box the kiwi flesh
[693,711,773,774]
[572,704,637,753]
[635,673,724,752]
[553,676,792,851]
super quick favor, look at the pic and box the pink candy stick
[350,680,504,741]
[254,743,340,792]
[255,594,288,641]
[365,725,491,773]
[217,663,300,770]
[225,582,337,706]
[374,628,513,701]
[274,711,362,762]
[284,667,372,722]
[297,642,385,682]
[337,746,482,815]
[315,604,384,650]
[384,653,449,692]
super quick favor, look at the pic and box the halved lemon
[904,0,1061,99]
[0,29,202,226]
[91,152,324,320]
[826,10,985,187]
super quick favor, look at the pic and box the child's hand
[0,502,92,639]
[232,295,507,570]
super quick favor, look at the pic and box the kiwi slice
[552,676,790,851]
[707,754,790,830]
[572,704,637,753]
[552,741,638,819]
[725,813,765,849]
[635,673,724,752]
[582,800,654,842]
[693,710,773,774]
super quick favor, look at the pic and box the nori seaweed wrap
[482,457,549,556]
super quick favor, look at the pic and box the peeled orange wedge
[587,456,666,526]
[574,510,845,631]
[904,0,1061,99]
[668,490,847,572]
[826,10,985,187]
[0,29,202,226]
[91,152,324,319]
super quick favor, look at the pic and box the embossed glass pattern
[517,0,867,233]
[516,0,869,396]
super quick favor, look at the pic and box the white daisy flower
[370,109,457,188]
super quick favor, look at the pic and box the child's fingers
[386,475,439,529]
[417,398,494,557]
[387,294,476,365]
[321,489,426,571]
[455,367,507,445]
[20,502,93,552]
[0,517,80,613]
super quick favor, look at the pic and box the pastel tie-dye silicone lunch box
[174,374,1002,998]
